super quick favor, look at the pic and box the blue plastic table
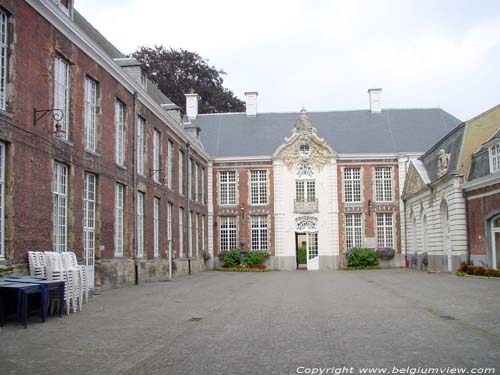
[5,277,65,318]
[0,282,43,328]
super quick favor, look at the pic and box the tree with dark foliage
[131,46,245,114]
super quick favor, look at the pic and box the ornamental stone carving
[273,109,335,170]
[295,162,316,179]
[438,149,450,177]
[296,216,318,232]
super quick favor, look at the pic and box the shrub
[242,251,269,266]
[219,248,241,267]
[347,248,379,268]
[456,261,468,273]
[298,245,307,264]
[485,269,500,277]
[375,247,395,260]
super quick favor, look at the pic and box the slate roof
[468,128,500,181]
[411,160,431,185]
[191,109,461,157]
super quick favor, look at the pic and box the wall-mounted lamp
[34,108,65,138]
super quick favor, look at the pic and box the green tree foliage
[131,46,245,114]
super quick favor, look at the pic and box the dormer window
[140,71,147,89]
[52,0,73,18]
[299,144,310,157]
[489,143,500,173]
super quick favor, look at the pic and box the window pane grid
[250,170,267,205]
[54,57,70,138]
[154,198,160,257]
[307,233,318,259]
[219,171,236,205]
[179,208,184,257]
[167,141,174,188]
[0,11,7,110]
[84,174,96,271]
[296,180,315,202]
[179,151,184,194]
[167,202,173,255]
[251,215,268,251]
[84,77,97,151]
[376,213,393,248]
[115,184,124,256]
[153,130,161,183]
[345,213,363,249]
[137,192,144,257]
[53,162,68,253]
[375,167,392,202]
[0,143,4,257]
[115,100,126,165]
[137,117,145,175]
[220,216,237,252]
[344,168,361,202]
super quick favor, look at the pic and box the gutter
[132,91,138,284]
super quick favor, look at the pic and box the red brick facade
[0,1,208,287]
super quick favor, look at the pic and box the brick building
[0,0,209,289]
[190,90,461,270]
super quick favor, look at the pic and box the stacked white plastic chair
[61,252,83,312]
[28,251,46,277]
[45,252,76,314]
[67,252,89,304]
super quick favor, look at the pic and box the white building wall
[405,175,467,272]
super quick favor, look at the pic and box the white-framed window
[115,100,126,166]
[219,170,236,205]
[250,170,267,205]
[0,142,5,257]
[54,56,70,139]
[84,77,98,151]
[53,162,68,253]
[167,140,174,189]
[154,197,160,257]
[0,10,8,111]
[201,167,205,204]
[251,215,268,251]
[345,213,363,249]
[188,159,193,200]
[167,202,173,256]
[296,180,315,202]
[195,163,199,202]
[137,191,144,257]
[375,167,392,202]
[188,211,193,257]
[137,116,145,176]
[114,183,124,256]
[153,129,161,183]
[299,144,310,157]
[195,213,200,257]
[308,232,318,260]
[83,173,96,273]
[490,143,500,173]
[179,207,184,257]
[179,150,184,195]
[202,214,206,253]
[376,213,393,248]
[344,168,361,202]
[220,216,237,252]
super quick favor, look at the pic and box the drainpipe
[403,199,408,268]
[463,189,471,265]
[132,91,138,284]
[186,142,191,274]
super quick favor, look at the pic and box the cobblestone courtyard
[1,269,499,375]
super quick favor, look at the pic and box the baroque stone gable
[273,109,335,170]
[403,163,427,198]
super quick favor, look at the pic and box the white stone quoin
[245,91,258,116]
[185,93,199,119]
[368,88,382,113]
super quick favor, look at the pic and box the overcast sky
[76,0,500,121]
